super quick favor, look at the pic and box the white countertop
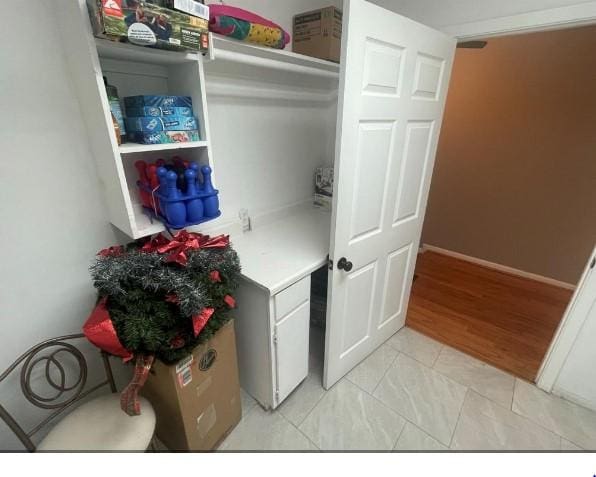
[230,207,331,295]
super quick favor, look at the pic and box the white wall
[0,2,132,450]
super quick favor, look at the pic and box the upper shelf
[95,38,202,65]
[119,141,209,155]
[209,34,340,80]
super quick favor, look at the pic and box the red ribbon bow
[142,231,230,266]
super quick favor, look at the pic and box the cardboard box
[125,115,198,132]
[87,0,209,53]
[293,6,342,63]
[142,320,241,451]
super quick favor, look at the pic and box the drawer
[274,275,311,322]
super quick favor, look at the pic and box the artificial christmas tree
[83,231,241,418]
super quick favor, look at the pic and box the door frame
[537,247,596,392]
[438,8,596,391]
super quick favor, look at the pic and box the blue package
[125,106,193,117]
[124,95,193,109]
[130,130,201,145]
[125,116,199,133]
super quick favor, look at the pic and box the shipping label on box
[125,115,198,132]
[125,106,193,117]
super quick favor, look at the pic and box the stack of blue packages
[124,96,201,145]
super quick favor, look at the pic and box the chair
[0,334,156,451]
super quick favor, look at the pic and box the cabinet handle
[337,257,353,272]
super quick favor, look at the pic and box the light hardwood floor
[406,251,573,382]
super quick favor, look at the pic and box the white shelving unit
[55,0,217,239]
[205,34,340,104]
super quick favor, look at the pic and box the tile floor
[217,327,596,451]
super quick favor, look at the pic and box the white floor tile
[300,379,406,451]
[218,406,315,451]
[394,422,448,451]
[278,369,326,427]
[373,353,467,445]
[433,347,515,409]
[387,328,442,367]
[512,379,596,450]
[561,438,583,451]
[346,344,398,393]
[451,391,561,451]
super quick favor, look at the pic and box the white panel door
[324,0,455,388]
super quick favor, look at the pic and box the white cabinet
[233,274,311,410]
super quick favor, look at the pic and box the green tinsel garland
[90,239,241,363]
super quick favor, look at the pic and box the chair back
[0,334,117,451]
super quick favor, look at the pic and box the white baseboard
[420,244,576,291]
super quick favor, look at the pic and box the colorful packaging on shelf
[125,106,193,117]
[87,0,210,53]
[314,166,334,211]
[126,115,198,132]
[130,130,200,144]
[124,95,193,109]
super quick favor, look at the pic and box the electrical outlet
[239,209,251,232]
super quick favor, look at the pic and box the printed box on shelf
[129,130,200,145]
[126,106,193,117]
[125,115,199,133]
[124,95,193,109]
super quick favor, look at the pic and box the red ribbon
[120,354,155,416]
[142,231,230,266]
[98,245,124,258]
[192,307,214,337]
[83,298,133,362]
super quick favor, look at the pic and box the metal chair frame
[0,333,117,451]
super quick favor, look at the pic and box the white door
[324,0,456,388]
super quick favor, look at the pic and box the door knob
[337,257,353,272]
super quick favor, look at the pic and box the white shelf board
[210,34,340,79]
[132,204,165,238]
[95,38,202,65]
[231,206,331,295]
[119,141,209,154]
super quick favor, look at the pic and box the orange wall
[423,25,596,284]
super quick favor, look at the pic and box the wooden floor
[406,251,573,382]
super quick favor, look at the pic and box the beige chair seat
[37,394,155,451]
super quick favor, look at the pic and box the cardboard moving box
[142,320,241,451]
[293,6,342,63]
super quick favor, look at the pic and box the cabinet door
[274,301,310,405]
[324,0,456,388]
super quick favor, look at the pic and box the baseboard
[420,244,576,291]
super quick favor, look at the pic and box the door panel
[275,300,310,404]
[324,0,455,388]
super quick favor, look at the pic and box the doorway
[405,25,596,382]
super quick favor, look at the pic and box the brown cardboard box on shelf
[293,6,342,63]
[141,320,241,451]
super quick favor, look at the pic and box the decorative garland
[83,231,241,415]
